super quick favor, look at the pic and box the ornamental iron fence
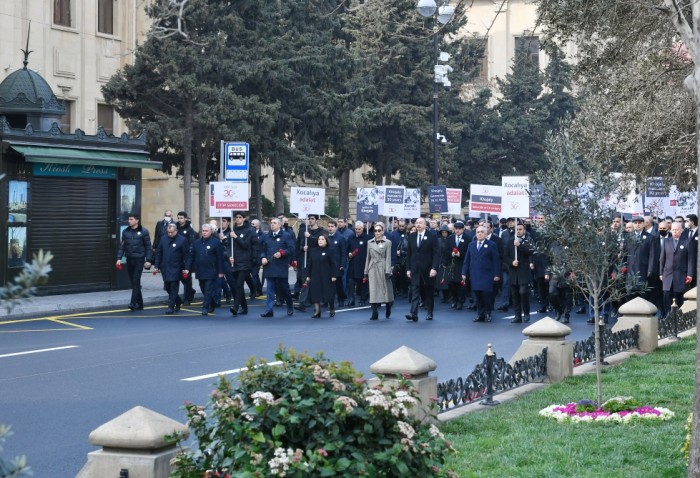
[658,304,697,339]
[436,346,547,413]
[573,324,639,366]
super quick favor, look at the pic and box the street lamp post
[417,0,454,186]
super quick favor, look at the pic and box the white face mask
[164,216,172,222]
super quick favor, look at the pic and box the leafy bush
[600,396,643,413]
[0,425,32,477]
[170,347,456,477]
[574,399,596,413]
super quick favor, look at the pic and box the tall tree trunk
[197,145,208,226]
[687,75,700,477]
[251,155,262,218]
[274,161,285,215]
[183,101,193,217]
[339,169,350,219]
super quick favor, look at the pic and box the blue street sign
[220,141,249,182]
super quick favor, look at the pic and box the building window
[97,104,114,135]
[54,0,72,27]
[464,38,488,84]
[59,100,72,133]
[515,36,540,65]
[98,0,114,35]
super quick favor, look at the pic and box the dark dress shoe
[208,306,216,313]
[260,311,274,318]
[426,315,433,321]
[576,306,586,314]
[330,310,335,318]
[497,305,508,312]
[201,309,208,316]
[174,303,181,311]
[128,303,137,311]
[230,307,238,316]
[586,317,595,324]
[467,304,477,311]
[311,312,321,318]
[165,308,174,315]
[485,314,492,322]
[511,317,523,323]
[537,307,548,313]
[561,315,570,324]
[287,308,294,316]
[450,302,457,309]
[456,304,463,310]
[183,301,191,306]
[405,314,418,322]
[523,315,530,323]
[473,315,485,322]
[239,308,248,315]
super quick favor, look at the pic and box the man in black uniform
[116,213,152,311]
[176,211,199,304]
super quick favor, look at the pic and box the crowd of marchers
[115,209,698,322]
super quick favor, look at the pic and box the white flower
[397,421,415,439]
[251,391,275,406]
[429,424,445,440]
[268,447,293,477]
[365,388,391,411]
[335,396,358,413]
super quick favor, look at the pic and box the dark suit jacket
[660,237,696,293]
[406,230,440,283]
[626,231,656,279]
[461,239,500,292]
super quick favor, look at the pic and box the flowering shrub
[169,347,456,477]
[540,397,674,423]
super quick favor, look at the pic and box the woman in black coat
[306,234,338,318]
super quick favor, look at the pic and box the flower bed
[539,397,674,423]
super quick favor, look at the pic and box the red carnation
[116,263,123,271]
[353,248,359,256]
[440,279,446,285]
[362,277,367,284]
[278,248,285,257]
[291,260,297,268]
[452,247,459,254]
[182,271,189,279]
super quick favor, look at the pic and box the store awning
[9,144,161,169]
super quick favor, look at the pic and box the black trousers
[198,278,219,310]
[410,275,434,316]
[474,290,493,316]
[164,280,182,309]
[180,275,195,302]
[230,269,250,310]
[126,259,145,307]
[511,283,530,318]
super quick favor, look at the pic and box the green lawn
[441,336,696,477]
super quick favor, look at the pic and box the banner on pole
[404,188,421,218]
[446,188,462,215]
[469,184,502,217]
[357,188,379,222]
[501,176,530,218]
[427,185,448,214]
[290,187,325,216]
[383,186,406,217]
[209,182,249,216]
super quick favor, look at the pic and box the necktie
[418,234,422,247]
[456,236,460,246]
[674,239,679,251]
[478,241,482,250]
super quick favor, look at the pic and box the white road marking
[181,360,283,382]
[0,345,79,358]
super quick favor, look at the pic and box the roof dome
[0,63,65,116]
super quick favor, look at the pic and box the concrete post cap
[88,406,189,450]
[522,317,572,338]
[617,297,657,316]
[370,345,437,376]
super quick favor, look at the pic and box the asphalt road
[0,297,596,477]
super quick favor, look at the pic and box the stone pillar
[368,345,437,422]
[681,286,697,314]
[77,406,189,478]
[612,297,658,353]
[509,317,573,382]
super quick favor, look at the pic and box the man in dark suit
[461,226,501,322]
[185,224,225,315]
[405,217,440,321]
[259,218,295,317]
[684,214,698,288]
[625,216,656,300]
[659,221,696,314]
[503,222,535,323]
[153,223,188,314]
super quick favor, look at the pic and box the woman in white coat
[364,222,394,320]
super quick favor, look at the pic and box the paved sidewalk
[6,272,192,319]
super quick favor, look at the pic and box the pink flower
[317,448,328,457]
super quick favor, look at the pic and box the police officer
[116,213,152,311]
